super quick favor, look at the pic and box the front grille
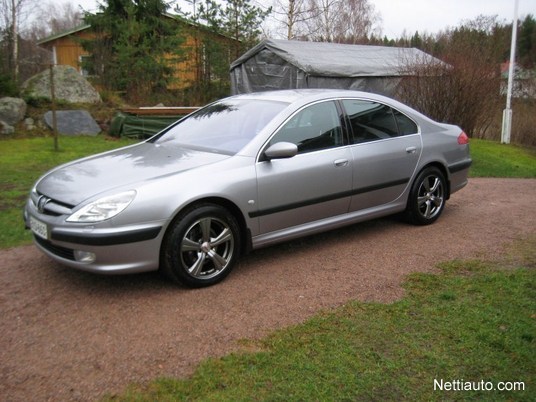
[34,235,75,261]
[32,192,74,217]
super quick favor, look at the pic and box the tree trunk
[11,0,18,82]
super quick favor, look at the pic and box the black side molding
[51,227,162,246]
[249,178,409,218]
[448,159,472,174]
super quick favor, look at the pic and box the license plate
[30,216,48,239]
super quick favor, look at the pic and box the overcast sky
[373,0,535,38]
[73,0,535,39]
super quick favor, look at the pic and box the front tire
[405,167,446,225]
[162,204,241,287]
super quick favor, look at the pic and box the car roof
[227,89,445,135]
[227,89,422,117]
[229,89,387,104]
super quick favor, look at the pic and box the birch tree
[271,0,310,39]
[301,0,380,43]
[26,1,83,41]
[0,0,35,81]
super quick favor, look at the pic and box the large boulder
[0,120,15,135]
[0,97,27,125]
[44,110,101,136]
[22,65,101,104]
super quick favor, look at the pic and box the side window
[342,100,398,144]
[393,109,418,135]
[269,101,344,154]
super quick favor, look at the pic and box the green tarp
[110,112,184,139]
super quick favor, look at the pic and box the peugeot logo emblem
[37,195,50,214]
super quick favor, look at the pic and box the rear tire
[405,167,446,225]
[161,204,241,287]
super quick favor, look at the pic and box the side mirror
[264,142,298,160]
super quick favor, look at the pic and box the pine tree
[82,0,184,102]
[219,0,271,59]
[175,0,270,102]
[518,14,536,68]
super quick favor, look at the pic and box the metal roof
[37,24,91,45]
[231,39,444,77]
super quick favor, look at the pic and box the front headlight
[67,190,136,223]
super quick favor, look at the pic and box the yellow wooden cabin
[37,16,236,91]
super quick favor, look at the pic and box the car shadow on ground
[234,214,407,275]
[41,214,414,295]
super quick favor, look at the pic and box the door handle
[406,146,417,154]
[334,159,349,167]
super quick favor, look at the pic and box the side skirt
[251,201,406,250]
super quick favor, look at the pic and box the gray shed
[230,39,443,96]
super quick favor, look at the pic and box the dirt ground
[1,178,535,401]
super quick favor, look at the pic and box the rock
[24,117,36,130]
[44,110,101,136]
[22,65,101,104]
[36,119,47,130]
[0,97,27,125]
[0,120,15,135]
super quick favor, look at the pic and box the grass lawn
[0,136,137,248]
[469,139,536,178]
[110,237,535,401]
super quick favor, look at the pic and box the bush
[394,16,518,140]
[511,99,536,147]
[395,54,501,137]
[0,73,19,97]
[484,98,536,147]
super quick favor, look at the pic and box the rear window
[342,99,418,143]
[393,109,418,135]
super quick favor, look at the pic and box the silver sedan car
[24,90,471,287]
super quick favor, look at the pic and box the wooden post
[49,64,59,151]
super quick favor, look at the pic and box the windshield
[151,99,289,154]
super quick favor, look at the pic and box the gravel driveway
[1,178,535,401]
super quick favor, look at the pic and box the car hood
[36,142,230,206]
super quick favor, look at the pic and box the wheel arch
[413,161,451,200]
[404,162,449,225]
[161,196,252,260]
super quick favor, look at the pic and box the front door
[255,100,353,234]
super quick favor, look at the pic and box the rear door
[254,100,352,234]
[341,99,422,212]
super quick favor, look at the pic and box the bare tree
[0,0,36,81]
[45,1,83,36]
[332,0,380,43]
[303,0,338,42]
[1,0,80,84]
[396,39,501,137]
[26,1,83,41]
[271,0,312,39]
[298,0,380,43]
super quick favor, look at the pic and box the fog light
[74,250,96,263]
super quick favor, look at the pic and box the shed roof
[37,24,91,45]
[37,13,235,46]
[231,39,442,77]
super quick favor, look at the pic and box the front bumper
[24,199,164,275]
